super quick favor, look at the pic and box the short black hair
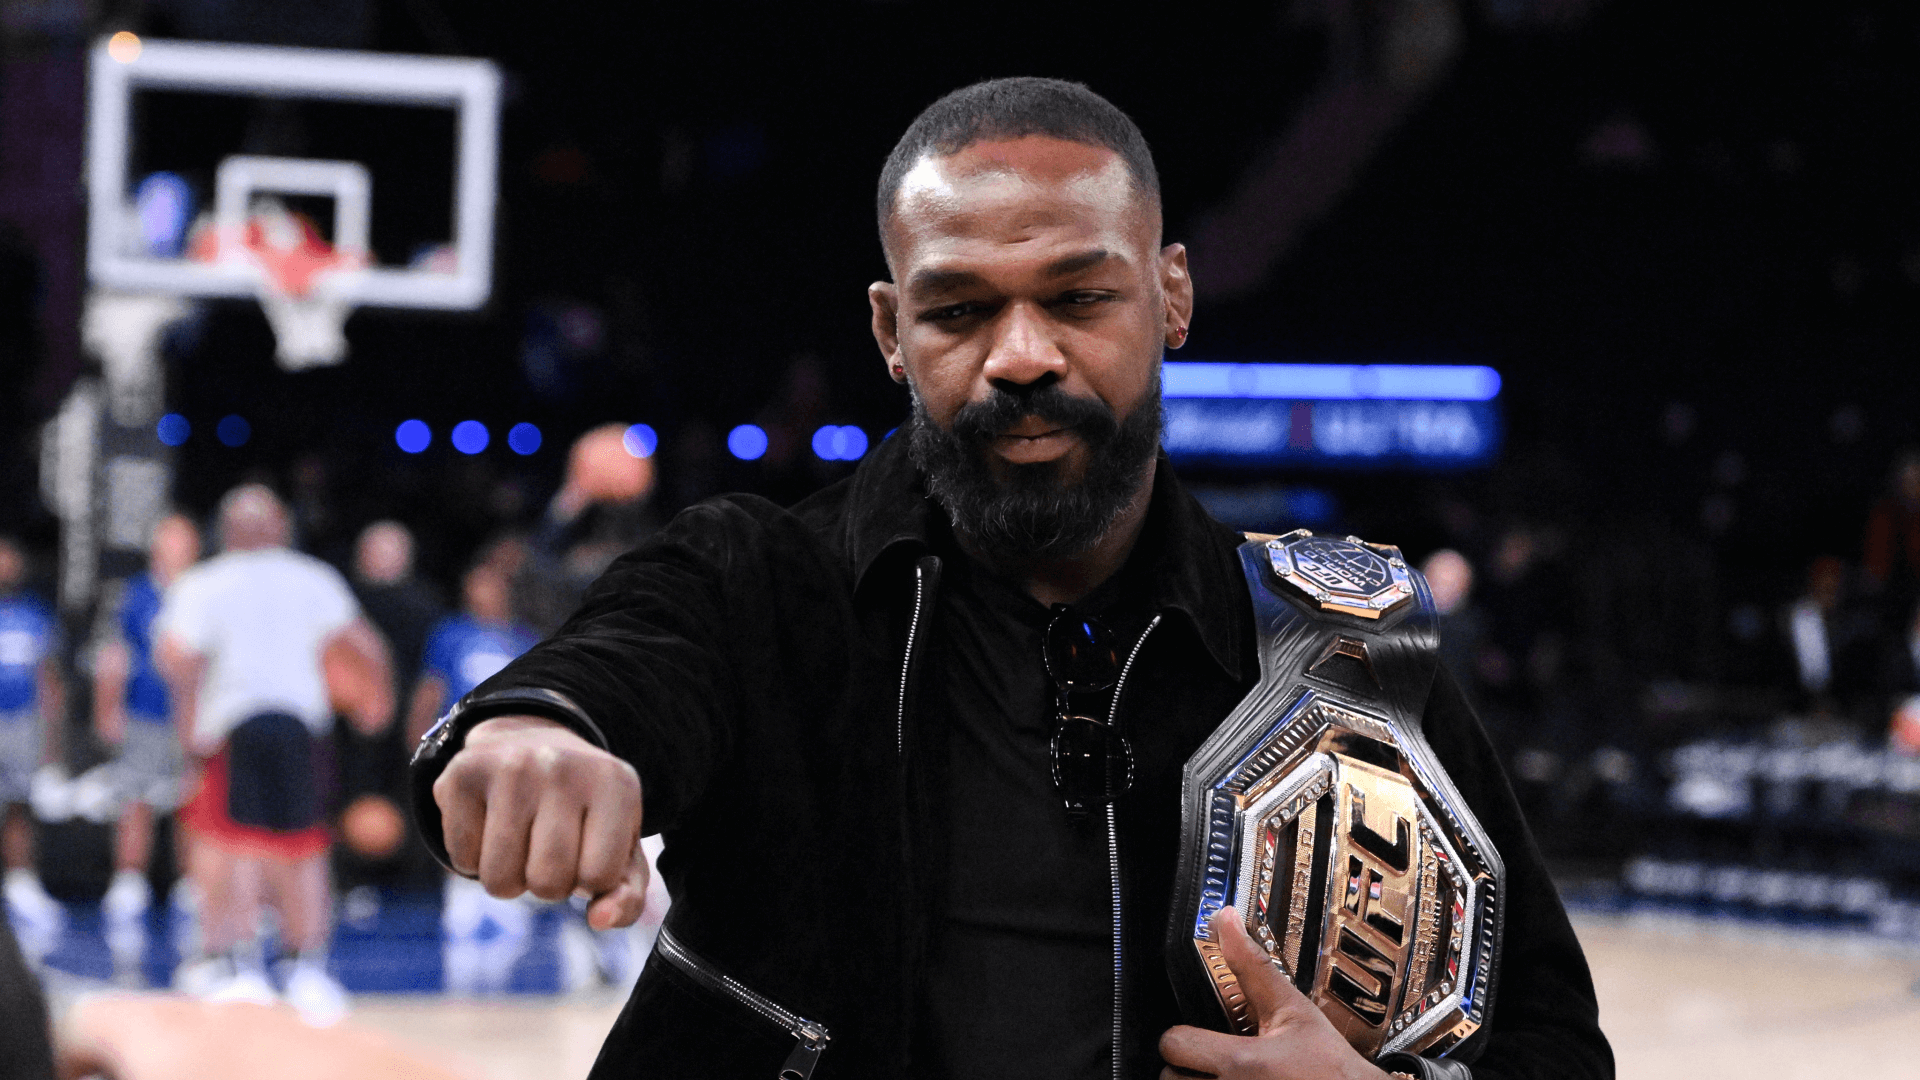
[876,77,1161,249]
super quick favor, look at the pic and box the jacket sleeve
[413,499,757,842]
[1419,666,1615,1080]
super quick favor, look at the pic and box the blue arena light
[1161,362,1501,401]
[156,413,190,446]
[811,425,869,462]
[727,424,768,461]
[622,423,658,458]
[507,422,542,455]
[216,415,250,447]
[451,420,490,454]
[395,419,432,453]
[135,171,194,258]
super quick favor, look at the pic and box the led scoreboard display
[1161,362,1502,470]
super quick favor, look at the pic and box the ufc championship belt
[1167,531,1504,1061]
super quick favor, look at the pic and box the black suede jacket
[411,434,1613,1080]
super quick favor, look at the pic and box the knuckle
[480,873,524,900]
[578,862,620,893]
[525,875,568,902]
[432,770,462,809]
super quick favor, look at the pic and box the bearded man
[411,79,1611,1080]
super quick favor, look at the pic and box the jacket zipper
[1104,614,1161,1080]
[656,927,832,1080]
[897,562,929,756]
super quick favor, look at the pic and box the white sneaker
[103,869,151,921]
[104,870,151,977]
[172,954,227,996]
[201,961,280,1007]
[4,869,65,962]
[281,960,350,1027]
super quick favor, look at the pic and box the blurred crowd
[1409,447,1920,868]
[0,422,669,1044]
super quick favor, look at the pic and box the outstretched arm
[411,499,768,928]
[322,617,395,736]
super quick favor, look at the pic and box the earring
[891,362,905,379]
[1171,325,1188,345]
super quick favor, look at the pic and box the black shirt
[922,532,1155,1080]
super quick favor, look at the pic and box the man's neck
[958,458,1158,608]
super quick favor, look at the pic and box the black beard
[907,375,1162,564]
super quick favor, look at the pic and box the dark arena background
[1,2,1917,1077]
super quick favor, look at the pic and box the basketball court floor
[332,912,1920,1079]
[33,903,1910,1079]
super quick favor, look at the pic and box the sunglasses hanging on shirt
[1042,607,1135,816]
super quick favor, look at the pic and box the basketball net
[192,197,367,372]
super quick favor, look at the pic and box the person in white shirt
[154,485,392,1025]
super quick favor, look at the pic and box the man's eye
[924,301,986,322]
[1055,291,1118,312]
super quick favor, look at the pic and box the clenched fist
[432,715,648,931]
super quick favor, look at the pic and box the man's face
[870,136,1192,560]
[150,516,201,584]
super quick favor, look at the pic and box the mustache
[947,382,1120,449]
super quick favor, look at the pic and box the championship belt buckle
[1167,531,1505,1062]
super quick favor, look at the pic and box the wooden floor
[327,912,1920,1079]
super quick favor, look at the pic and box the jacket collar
[842,430,1249,682]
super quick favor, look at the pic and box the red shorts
[180,747,331,862]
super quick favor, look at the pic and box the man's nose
[980,301,1067,388]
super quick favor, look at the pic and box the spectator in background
[351,522,442,713]
[156,485,392,1024]
[1864,448,1920,600]
[515,424,658,634]
[94,513,202,980]
[1422,547,1485,704]
[0,536,64,959]
[1781,555,1876,723]
[406,546,537,747]
[341,521,445,891]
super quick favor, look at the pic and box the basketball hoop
[254,266,363,372]
[189,192,369,372]
[237,202,368,372]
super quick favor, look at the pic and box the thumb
[585,849,650,931]
[1210,907,1317,1034]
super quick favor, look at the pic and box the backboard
[86,36,500,312]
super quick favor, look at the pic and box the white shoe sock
[4,868,58,915]
[104,869,151,920]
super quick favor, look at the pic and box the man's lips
[990,423,1079,464]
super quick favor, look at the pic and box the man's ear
[1160,242,1194,347]
[869,281,907,383]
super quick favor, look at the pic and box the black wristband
[1377,1054,1473,1080]
[407,687,608,874]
